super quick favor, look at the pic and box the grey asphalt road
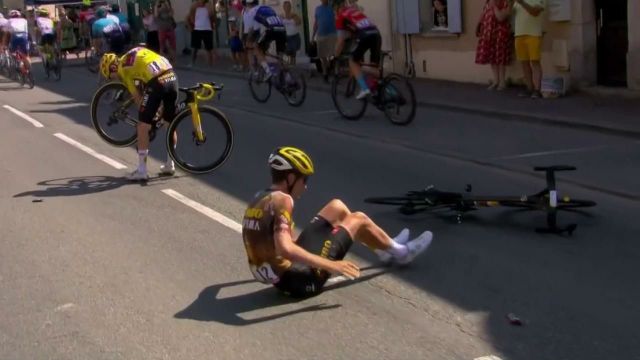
[1,62,639,360]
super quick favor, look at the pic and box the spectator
[155,0,176,62]
[187,0,216,67]
[513,0,545,98]
[312,0,336,82]
[281,0,301,65]
[228,16,243,71]
[57,7,79,59]
[142,7,159,53]
[475,0,512,91]
[110,4,127,25]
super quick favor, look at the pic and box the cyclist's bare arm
[334,31,348,58]
[272,192,358,278]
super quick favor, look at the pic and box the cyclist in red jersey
[333,0,382,99]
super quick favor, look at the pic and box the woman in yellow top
[99,47,178,180]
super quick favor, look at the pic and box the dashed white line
[3,105,44,128]
[161,189,242,233]
[53,133,128,170]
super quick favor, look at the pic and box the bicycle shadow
[174,266,388,326]
[12,175,183,198]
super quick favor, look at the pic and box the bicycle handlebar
[195,82,224,101]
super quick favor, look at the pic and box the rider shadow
[174,266,388,326]
[12,175,180,198]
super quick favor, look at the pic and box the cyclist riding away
[243,0,287,80]
[99,47,178,180]
[7,10,31,69]
[241,146,433,298]
[333,0,382,99]
[35,8,57,62]
[92,7,125,55]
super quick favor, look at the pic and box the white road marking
[3,105,44,128]
[474,356,503,360]
[491,145,609,160]
[54,303,76,312]
[53,133,128,170]
[161,189,242,233]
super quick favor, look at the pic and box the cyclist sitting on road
[243,0,287,80]
[99,47,178,181]
[7,10,31,69]
[333,0,382,100]
[92,7,125,55]
[241,146,433,298]
[35,8,57,59]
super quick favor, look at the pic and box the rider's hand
[330,260,360,280]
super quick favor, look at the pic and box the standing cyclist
[35,8,57,61]
[333,0,382,99]
[241,146,433,298]
[99,47,178,180]
[92,7,125,55]
[243,0,286,80]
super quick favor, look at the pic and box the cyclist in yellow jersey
[99,46,178,180]
[241,146,433,298]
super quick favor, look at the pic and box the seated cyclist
[35,8,57,58]
[241,146,433,298]
[7,10,31,68]
[99,47,178,181]
[243,0,287,80]
[92,7,125,55]
[333,0,382,99]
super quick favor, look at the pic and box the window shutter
[395,0,421,34]
[447,0,462,33]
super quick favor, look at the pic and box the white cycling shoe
[159,162,175,176]
[395,231,433,265]
[126,169,149,181]
[376,228,410,263]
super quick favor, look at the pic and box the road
[1,62,639,360]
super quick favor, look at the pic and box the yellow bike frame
[189,83,216,142]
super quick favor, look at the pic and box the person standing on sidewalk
[475,0,512,91]
[312,0,336,82]
[281,0,301,65]
[187,0,216,67]
[513,0,545,99]
[155,0,176,63]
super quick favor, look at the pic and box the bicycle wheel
[53,54,62,81]
[364,196,417,206]
[90,82,138,147]
[380,73,416,125]
[87,50,99,73]
[249,67,272,103]
[26,70,35,89]
[282,69,306,107]
[167,105,234,174]
[557,198,597,209]
[332,74,367,120]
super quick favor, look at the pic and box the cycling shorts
[274,215,353,298]
[139,70,178,125]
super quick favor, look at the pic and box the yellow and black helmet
[268,146,314,176]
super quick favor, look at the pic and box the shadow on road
[175,266,388,326]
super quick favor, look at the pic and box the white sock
[137,149,149,173]
[386,240,409,258]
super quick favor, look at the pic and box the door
[596,0,628,86]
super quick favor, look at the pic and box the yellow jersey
[117,47,173,95]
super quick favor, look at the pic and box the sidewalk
[64,52,640,138]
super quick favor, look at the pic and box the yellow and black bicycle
[90,81,233,174]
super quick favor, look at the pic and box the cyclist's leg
[131,79,162,179]
[159,71,179,172]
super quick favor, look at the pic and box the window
[419,0,462,34]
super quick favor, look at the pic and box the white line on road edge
[3,105,44,128]
[161,189,242,234]
[474,356,503,360]
[53,133,128,170]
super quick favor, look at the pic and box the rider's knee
[348,211,370,225]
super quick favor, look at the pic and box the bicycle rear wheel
[381,73,416,125]
[90,82,138,147]
[332,74,367,120]
[167,105,234,174]
[249,67,272,103]
[282,69,306,107]
[53,54,62,81]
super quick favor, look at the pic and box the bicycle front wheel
[167,106,234,174]
[249,67,272,103]
[381,73,416,125]
[332,74,367,120]
[90,82,138,147]
[282,69,306,107]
